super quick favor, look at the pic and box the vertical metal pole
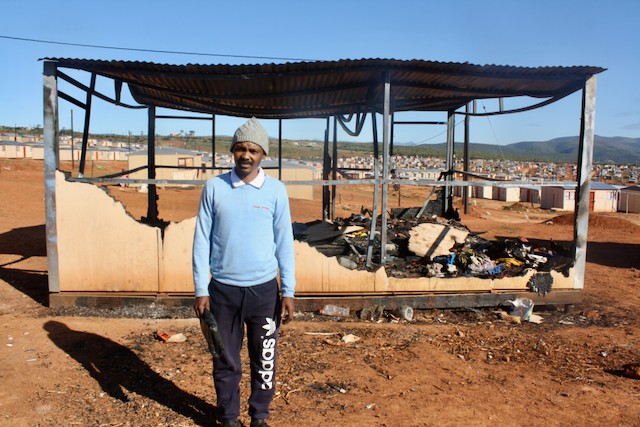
[146,106,158,222]
[322,117,330,221]
[78,73,96,178]
[574,75,597,289]
[278,119,283,181]
[389,112,395,157]
[366,112,380,268]
[211,114,216,171]
[443,110,455,216]
[70,109,74,170]
[463,104,470,214]
[43,61,60,293]
[380,71,392,264]
[331,116,338,221]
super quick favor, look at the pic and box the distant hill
[508,136,640,164]
[393,136,640,164]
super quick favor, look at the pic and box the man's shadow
[44,320,220,426]
[0,225,48,305]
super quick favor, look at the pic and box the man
[193,117,296,427]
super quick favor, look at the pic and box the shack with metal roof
[42,58,604,311]
[541,182,618,212]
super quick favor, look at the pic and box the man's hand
[194,296,210,318]
[281,296,295,325]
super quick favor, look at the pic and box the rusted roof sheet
[44,58,605,119]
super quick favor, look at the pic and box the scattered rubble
[408,222,469,258]
[359,305,385,322]
[393,306,414,322]
[156,331,187,343]
[293,207,574,282]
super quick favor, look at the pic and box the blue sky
[1,0,638,146]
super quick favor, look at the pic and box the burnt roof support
[331,116,338,221]
[211,114,216,166]
[71,110,75,170]
[463,103,471,214]
[114,80,123,103]
[574,75,597,289]
[278,119,283,181]
[443,110,455,216]
[390,112,395,156]
[380,70,392,264]
[43,61,60,293]
[145,106,159,223]
[337,112,367,136]
[366,111,380,268]
[78,73,96,178]
[322,117,331,221]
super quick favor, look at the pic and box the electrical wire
[480,100,506,162]
[412,119,464,144]
[0,34,317,62]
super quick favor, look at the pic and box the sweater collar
[231,167,266,188]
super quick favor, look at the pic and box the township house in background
[619,185,640,213]
[0,133,129,161]
[1,132,639,213]
[127,147,317,201]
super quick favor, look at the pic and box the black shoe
[221,419,242,427]
[250,419,269,427]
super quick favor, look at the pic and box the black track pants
[209,278,281,421]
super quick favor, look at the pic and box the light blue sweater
[192,171,296,298]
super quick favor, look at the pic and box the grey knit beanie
[231,117,269,155]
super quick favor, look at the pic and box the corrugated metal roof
[590,182,617,190]
[552,182,618,190]
[0,140,29,146]
[44,58,605,119]
[129,146,203,156]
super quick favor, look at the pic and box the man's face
[232,141,265,179]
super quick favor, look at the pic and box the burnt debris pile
[293,207,573,282]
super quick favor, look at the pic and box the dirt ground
[0,159,639,427]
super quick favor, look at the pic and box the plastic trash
[341,334,360,343]
[319,304,350,316]
[394,306,414,321]
[156,331,187,343]
[509,297,534,321]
